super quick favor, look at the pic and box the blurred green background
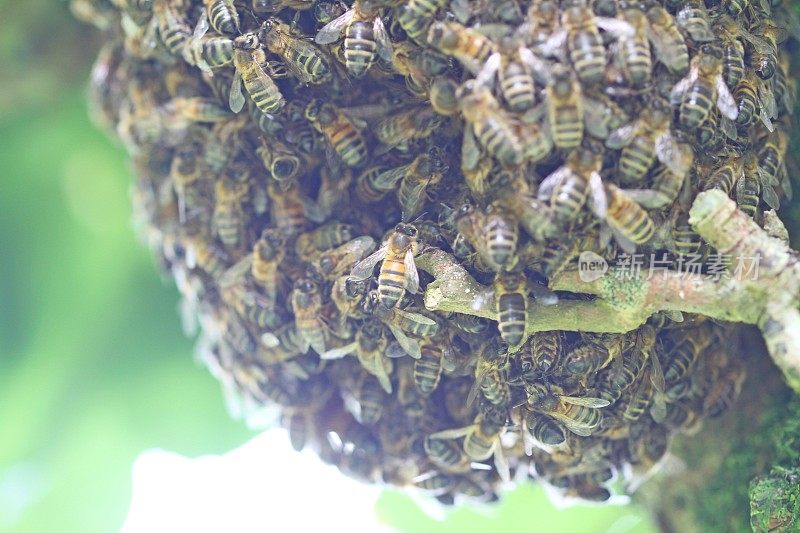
[0,1,654,531]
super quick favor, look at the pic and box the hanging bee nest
[75,0,799,506]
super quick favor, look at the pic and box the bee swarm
[77,0,796,505]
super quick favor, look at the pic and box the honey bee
[671,44,739,130]
[749,21,782,81]
[350,223,420,308]
[414,339,449,394]
[256,135,303,188]
[267,181,322,237]
[430,405,511,482]
[543,64,583,150]
[396,0,447,45]
[429,76,460,116]
[315,0,393,78]
[614,3,652,88]
[526,383,609,437]
[182,15,234,74]
[757,127,789,194]
[426,21,496,76]
[204,0,239,35]
[354,372,386,424]
[461,134,494,196]
[492,171,558,242]
[738,151,779,215]
[735,71,778,129]
[544,0,634,85]
[323,319,394,393]
[150,0,192,56]
[561,338,612,379]
[423,435,472,474]
[170,145,210,223]
[471,270,537,350]
[212,176,248,251]
[219,268,282,331]
[674,0,714,43]
[537,143,607,227]
[604,184,655,252]
[295,222,357,260]
[261,19,332,85]
[467,338,510,407]
[375,106,443,152]
[314,236,377,281]
[330,276,369,323]
[229,30,285,115]
[663,333,709,388]
[252,0,314,12]
[362,291,440,358]
[526,331,564,377]
[185,234,231,279]
[354,163,395,203]
[703,360,745,417]
[606,98,694,183]
[484,204,519,272]
[526,412,567,447]
[475,39,543,112]
[670,211,703,257]
[623,164,685,210]
[305,99,369,168]
[645,4,689,75]
[290,277,328,355]
[458,80,523,167]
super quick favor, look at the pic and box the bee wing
[762,183,781,210]
[450,0,472,23]
[583,98,609,139]
[620,188,670,210]
[429,426,474,440]
[461,129,481,171]
[596,17,635,39]
[193,11,210,39]
[649,348,665,393]
[548,412,593,437]
[605,122,637,149]
[721,117,738,140]
[655,132,693,179]
[349,245,388,280]
[373,165,409,189]
[669,77,691,107]
[760,84,778,119]
[373,18,394,62]
[376,367,393,394]
[466,369,486,407]
[537,166,570,201]
[219,255,253,287]
[536,29,567,59]
[529,283,558,306]
[518,47,548,79]
[715,77,739,120]
[404,249,420,294]
[609,224,638,254]
[315,10,353,44]
[385,342,409,358]
[229,70,246,113]
[394,308,439,334]
[475,52,502,88]
[587,171,608,219]
[759,108,775,133]
[388,324,422,359]
[559,396,610,408]
[493,444,511,484]
[299,194,327,223]
[320,342,357,359]
[740,32,773,54]
[470,287,496,312]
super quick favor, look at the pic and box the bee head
[294,277,318,294]
[233,32,260,51]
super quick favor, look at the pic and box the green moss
[749,468,800,533]
[688,393,800,532]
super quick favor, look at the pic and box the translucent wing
[721,116,738,140]
[404,249,419,294]
[536,29,567,59]
[461,128,481,171]
[518,47,548,80]
[560,396,610,408]
[669,77,691,106]
[229,69,245,113]
[762,184,781,210]
[610,226,637,254]
[649,348,665,392]
[475,52,502,87]
[375,366,393,394]
[373,18,394,62]
[315,10,353,44]
[529,283,558,305]
[606,122,638,149]
[493,445,511,484]
[596,17,635,38]
[584,98,610,139]
[373,164,409,189]
[588,171,608,218]
[193,11,209,38]
[537,166,570,201]
[320,342,356,360]
[429,426,474,440]
[621,188,671,210]
[548,411,593,437]
[656,132,693,178]
[466,367,487,407]
[759,108,775,132]
[715,77,739,120]
[451,0,472,23]
[385,342,409,359]
[299,193,326,223]
[349,245,388,280]
[394,309,439,334]
[388,324,422,359]
[218,254,252,288]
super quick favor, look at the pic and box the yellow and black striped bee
[702,359,746,417]
[543,64,583,150]
[748,21,781,81]
[458,80,523,167]
[350,223,420,308]
[526,383,609,437]
[267,180,322,237]
[467,338,510,407]
[323,318,394,393]
[397,0,448,45]
[204,0,239,35]
[295,222,357,261]
[604,183,655,252]
[430,405,511,482]
[229,30,285,115]
[475,39,543,112]
[362,290,440,358]
[732,71,777,129]
[414,338,451,395]
[290,277,328,355]
[645,3,688,75]
[674,0,714,43]
[315,0,393,78]
[212,175,248,251]
[429,76,460,116]
[606,98,694,184]
[183,16,234,75]
[426,21,496,76]
[354,371,387,425]
[484,204,519,272]
[671,44,739,130]
[472,270,533,349]
[614,2,651,88]
[261,19,332,85]
[150,0,192,56]
[252,0,315,13]
[375,106,443,151]
[305,99,369,168]
[526,412,567,447]
[423,435,472,473]
[250,228,286,300]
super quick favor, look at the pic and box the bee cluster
[77,0,795,504]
